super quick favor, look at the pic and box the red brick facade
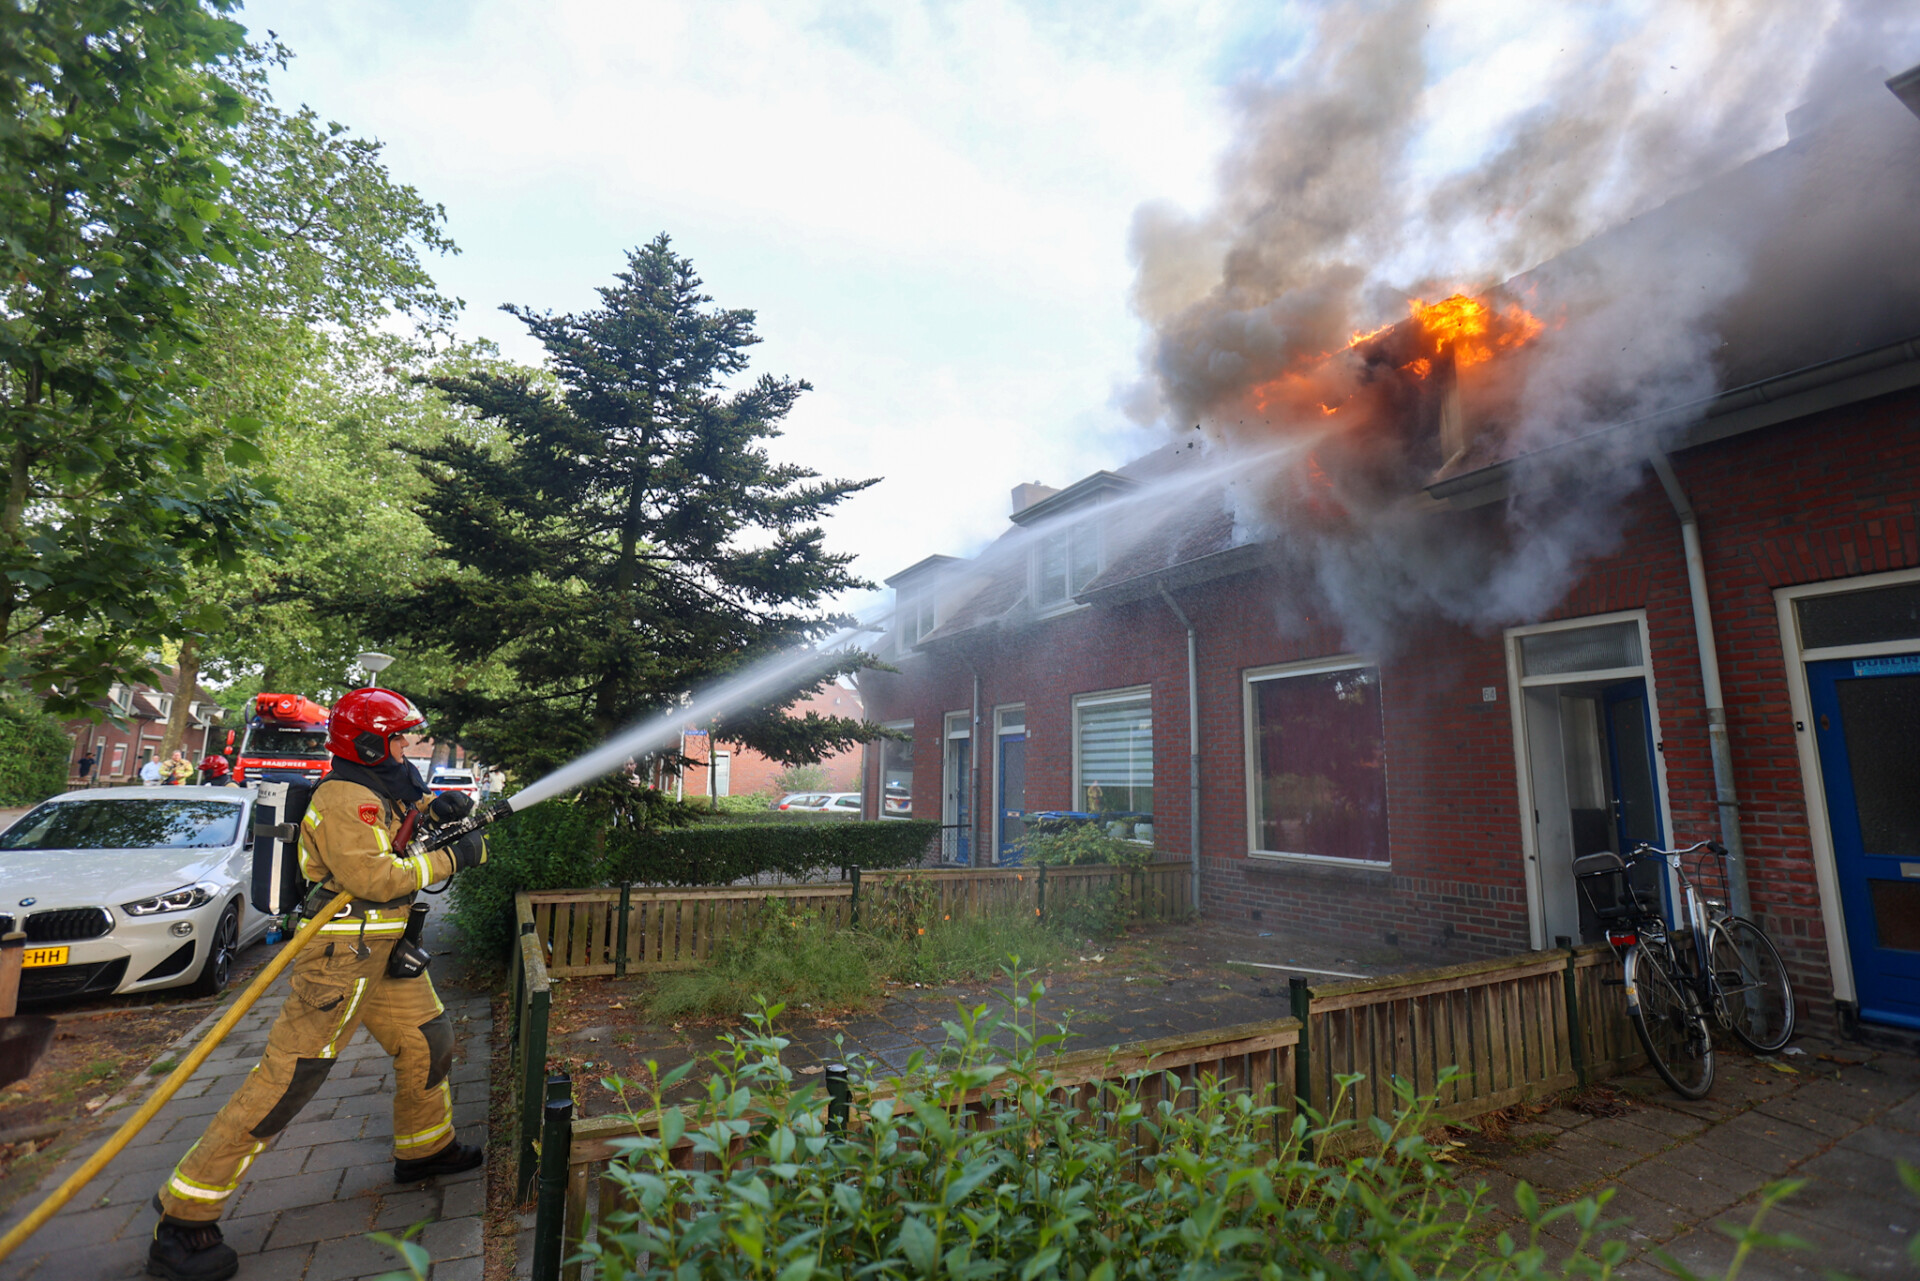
[861,385,1920,1028]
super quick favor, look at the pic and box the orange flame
[1407,293,1542,372]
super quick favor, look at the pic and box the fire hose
[0,799,518,1265]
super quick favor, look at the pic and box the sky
[236,0,1285,610]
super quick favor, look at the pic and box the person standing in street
[75,749,96,785]
[161,749,192,785]
[138,753,162,785]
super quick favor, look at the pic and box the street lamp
[355,651,396,680]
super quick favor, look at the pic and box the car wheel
[188,902,241,997]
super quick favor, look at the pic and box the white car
[0,787,276,1003]
[429,768,478,800]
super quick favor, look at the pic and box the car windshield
[245,728,327,757]
[0,799,245,851]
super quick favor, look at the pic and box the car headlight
[122,883,221,916]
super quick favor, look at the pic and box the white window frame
[1503,609,1673,951]
[897,588,937,652]
[1071,685,1152,824]
[877,718,915,821]
[1032,518,1102,617]
[1242,655,1391,868]
[1773,565,1920,1008]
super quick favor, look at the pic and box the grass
[646,906,1084,1020]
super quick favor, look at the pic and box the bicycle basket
[1573,851,1656,926]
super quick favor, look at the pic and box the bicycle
[1574,838,1796,1099]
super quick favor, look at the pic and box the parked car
[429,768,478,800]
[824,793,863,814]
[0,787,276,1003]
[882,784,911,818]
[776,792,829,811]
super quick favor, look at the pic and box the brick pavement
[0,902,490,1281]
[1463,1038,1920,1280]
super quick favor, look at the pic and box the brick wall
[863,386,1920,1020]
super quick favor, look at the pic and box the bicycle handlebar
[1628,839,1726,863]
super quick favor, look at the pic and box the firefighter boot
[393,1136,485,1183]
[146,1216,239,1281]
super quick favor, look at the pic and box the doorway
[942,712,971,865]
[1783,573,1920,1031]
[1509,616,1672,948]
[993,706,1027,864]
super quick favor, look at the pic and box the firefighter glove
[429,791,474,822]
[451,832,486,872]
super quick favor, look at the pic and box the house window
[1073,688,1152,820]
[1246,661,1388,863]
[154,694,174,719]
[898,590,936,649]
[1035,521,1100,611]
[880,721,914,818]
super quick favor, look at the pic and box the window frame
[1241,655,1391,868]
[1032,518,1102,617]
[1071,685,1153,823]
[877,718,915,820]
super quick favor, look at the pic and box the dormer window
[899,588,937,649]
[154,694,174,720]
[108,683,131,714]
[1035,520,1101,611]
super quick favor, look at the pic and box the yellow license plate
[21,946,68,968]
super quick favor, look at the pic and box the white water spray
[501,620,889,812]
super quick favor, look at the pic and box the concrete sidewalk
[1465,1036,1920,1279]
[0,906,491,1281]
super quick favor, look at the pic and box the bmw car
[0,787,276,1003]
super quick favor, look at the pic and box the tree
[0,0,285,714]
[360,235,881,782]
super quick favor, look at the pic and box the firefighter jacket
[298,777,459,942]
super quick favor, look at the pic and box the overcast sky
[233,1,1896,619]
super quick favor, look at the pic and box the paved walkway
[1465,1036,1919,1279]
[0,902,491,1281]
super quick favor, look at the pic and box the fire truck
[228,692,332,785]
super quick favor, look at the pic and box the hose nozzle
[405,798,514,858]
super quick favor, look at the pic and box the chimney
[1010,482,1059,515]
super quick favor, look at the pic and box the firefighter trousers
[157,938,457,1223]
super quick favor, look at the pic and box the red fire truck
[227,693,332,785]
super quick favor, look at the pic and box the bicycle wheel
[1626,943,1715,1099]
[1709,917,1796,1052]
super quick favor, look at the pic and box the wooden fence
[514,938,1644,1280]
[522,858,1193,979]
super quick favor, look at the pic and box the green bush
[1020,817,1150,869]
[448,799,936,957]
[648,902,884,1020]
[586,979,1820,1281]
[772,763,830,793]
[0,699,74,805]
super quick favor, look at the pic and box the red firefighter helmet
[200,754,230,777]
[328,687,427,765]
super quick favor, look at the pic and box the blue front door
[997,733,1027,864]
[1807,654,1920,1029]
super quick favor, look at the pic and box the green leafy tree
[362,235,881,782]
[0,0,286,713]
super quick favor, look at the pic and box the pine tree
[365,235,879,781]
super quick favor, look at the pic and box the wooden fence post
[1037,863,1048,922]
[531,1076,574,1281]
[614,883,631,979]
[1289,975,1312,1112]
[518,958,551,1198]
[850,865,861,927]
[1556,936,1588,1089]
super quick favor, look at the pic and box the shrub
[648,902,883,1020]
[449,798,937,958]
[0,699,75,805]
[1020,817,1150,869]
[587,977,1810,1281]
[772,763,831,793]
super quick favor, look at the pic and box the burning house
[858,61,1920,1036]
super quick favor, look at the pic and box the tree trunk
[158,637,200,762]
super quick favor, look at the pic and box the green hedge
[0,700,73,806]
[449,800,935,958]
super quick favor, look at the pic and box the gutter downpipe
[1158,583,1203,915]
[1646,446,1752,920]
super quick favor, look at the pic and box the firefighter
[147,688,487,1281]
[198,754,232,786]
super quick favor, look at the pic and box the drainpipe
[1157,583,1203,914]
[1646,447,1751,920]
[970,667,982,868]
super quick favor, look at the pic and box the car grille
[20,956,128,1003]
[0,913,13,936]
[24,907,114,943]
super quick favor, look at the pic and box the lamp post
[355,651,395,682]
